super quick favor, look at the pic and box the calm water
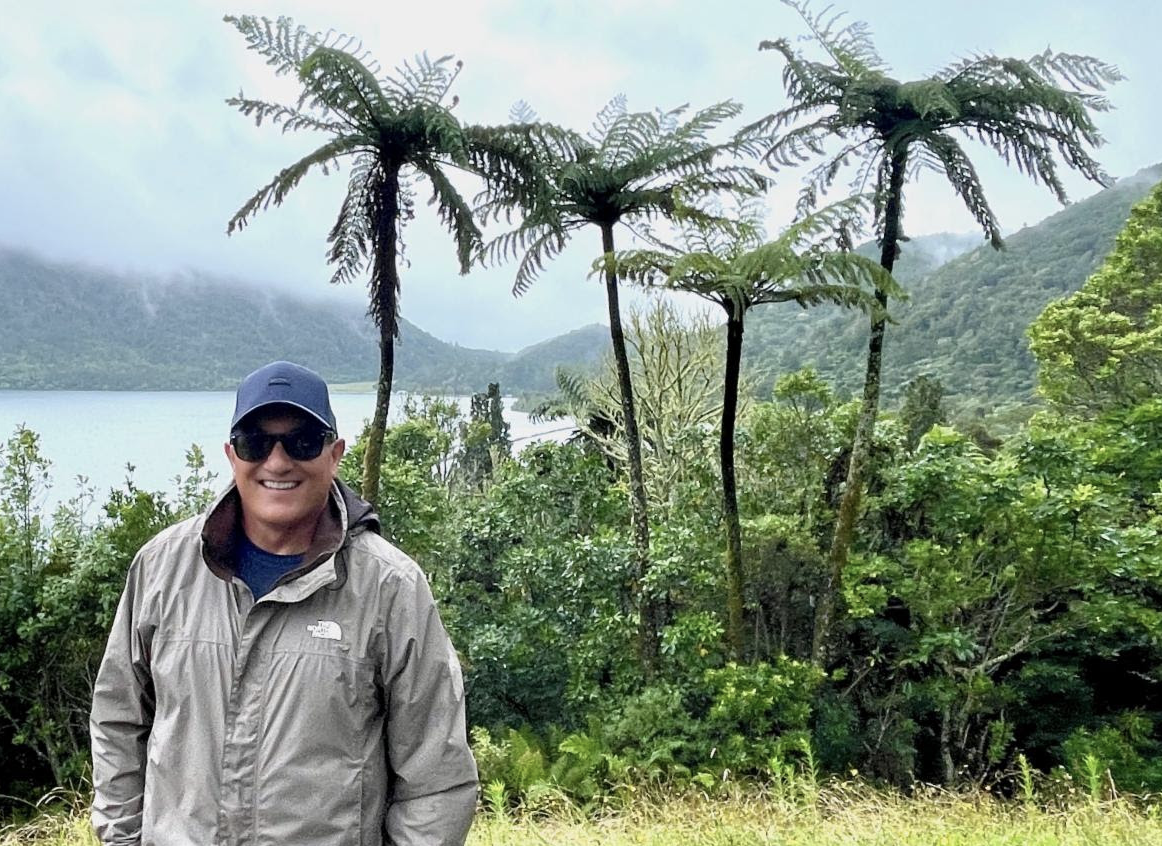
[0,391,572,512]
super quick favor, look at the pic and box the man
[90,361,477,845]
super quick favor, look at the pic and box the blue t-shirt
[236,535,304,599]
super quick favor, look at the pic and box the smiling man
[90,361,477,846]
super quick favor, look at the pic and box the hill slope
[4,163,1158,402]
[743,165,1162,406]
[0,251,607,393]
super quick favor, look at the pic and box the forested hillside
[0,250,608,393]
[743,164,1162,405]
[4,168,1157,402]
[3,162,1150,405]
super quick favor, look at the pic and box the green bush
[1063,712,1162,794]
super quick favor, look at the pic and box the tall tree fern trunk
[601,222,659,676]
[363,326,395,505]
[362,169,402,506]
[721,307,746,660]
[812,149,907,666]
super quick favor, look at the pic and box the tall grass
[473,784,1161,846]
[6,784,1161,846]
[0,792,97,846]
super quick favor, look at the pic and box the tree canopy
[1030,179,1162,413]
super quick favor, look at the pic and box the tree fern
[745,0,1121,665]
[225,15,542,504]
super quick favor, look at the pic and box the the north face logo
[307,620,342,640]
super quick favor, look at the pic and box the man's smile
[260,480,299,490]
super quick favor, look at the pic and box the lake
[0,390,573,513]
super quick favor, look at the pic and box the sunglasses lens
[231,429,330,462]
[283,430,328,461]
[232,431,274,462]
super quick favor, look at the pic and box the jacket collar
[201,480,349,584]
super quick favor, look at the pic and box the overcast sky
[2,1,1157,351]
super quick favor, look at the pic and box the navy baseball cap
[230,361,338,434]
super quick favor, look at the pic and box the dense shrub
[3,365,1161,811]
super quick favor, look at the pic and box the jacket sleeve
[382,568,478,846]
[90,551,156,845]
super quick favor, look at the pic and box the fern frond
[671,100,745,145]
[325,154,376,285]
[318,29,382,78]
[600,110,663,169]
[1027,49,1123,93]
[225,96,344,134]
[416,103,471,167]
[511,224,574,296]
[779,0,885,75]
[415,161,481,273]
[588,95,628,145]
[555,367,594,409]
[920,133,1003,247]
[227,134,363,234]
[603,248,676,288]
[509,100,537,123]
[385,53,461,105]
[224,15,320,76]
[298,46,389,130]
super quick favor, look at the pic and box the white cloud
[1,0,1156,351]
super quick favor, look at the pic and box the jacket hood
[338,480,380,537]
[201,478,380,582]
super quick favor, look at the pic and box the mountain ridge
[3,163,1159,404]
[0,247,608,394]
[742,163,1162,406]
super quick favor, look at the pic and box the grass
[5,784,1161,845]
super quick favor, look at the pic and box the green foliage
[701,659,825,775]
[898,375,948,451]
[469,654,827,808]
[1062,713,1162,794]
[1030,178,1162,413]
[472,723,622,809]
[837,397,1162,784]
[456,383,511,489]
[471,727,553,806]
[0,433,216,808]
[441,439,637,729]
[557,301,726,507]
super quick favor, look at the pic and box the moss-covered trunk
[601,221,659,676]
[812,149,906,666]
[362,167,402,506]
[721,307,746,660]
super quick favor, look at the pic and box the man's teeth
[262,481,298,490]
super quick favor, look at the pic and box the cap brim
[231,400,334,433]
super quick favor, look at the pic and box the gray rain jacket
[90,481,477,845]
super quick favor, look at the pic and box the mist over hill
[0,250,608,394]
[3,165,1158,406]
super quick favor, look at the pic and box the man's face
[225,407,345,552]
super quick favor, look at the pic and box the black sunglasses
[230,427,335,462]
